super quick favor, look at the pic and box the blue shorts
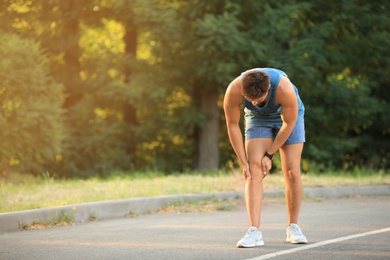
[245,121,305,145]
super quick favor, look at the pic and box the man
[223,68,308,248]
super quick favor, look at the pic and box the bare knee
[284,168,301,184]
[248,160,264,180]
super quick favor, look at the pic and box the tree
[140,0,265,171]
[1,0,388,177]
[0,32,64,175]
[0,0,135,177]
[285,0,390,170]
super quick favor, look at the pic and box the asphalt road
[1,195,389,260]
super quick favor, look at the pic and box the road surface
[1,195,389,260]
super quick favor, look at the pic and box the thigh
[279,143,304,172]
[245,138,273,168]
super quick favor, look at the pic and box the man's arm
[266,76,298,155]
[223,77,251,179]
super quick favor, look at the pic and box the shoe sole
[286,238,308,244]
[237,241,265,248]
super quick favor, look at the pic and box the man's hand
[243,161,251,180]
[261,156,272,176]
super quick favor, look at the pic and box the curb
[0,185,388,234]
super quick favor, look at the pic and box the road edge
[1,185,389,233]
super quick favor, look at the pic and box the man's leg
[279,143,308,244]
[279,143,304,225]
[244,138,273,228]
[236,138,271,248]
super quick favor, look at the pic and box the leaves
[0,32,64,174]
[0,0,388,176]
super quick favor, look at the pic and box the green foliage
[0,32,64,175]
[287,0,390,170]
[0,0,388,177]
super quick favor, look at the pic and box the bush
[0,32,64,175]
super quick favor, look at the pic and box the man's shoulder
[225,76,243,105]
[227,76,242,92]
[275,76,296,104]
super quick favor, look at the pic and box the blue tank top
[242,68,305,126]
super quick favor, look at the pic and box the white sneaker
[286,223,308,244]
[237,227,264,248]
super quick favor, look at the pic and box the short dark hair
[241,71,270,100]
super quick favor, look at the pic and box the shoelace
[289,225,302,236]
[244,228,257,238]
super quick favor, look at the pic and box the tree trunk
[61,0,82,108]
[123,17,138,165]
[196,90,220,171]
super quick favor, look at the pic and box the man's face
[247,84,271,106]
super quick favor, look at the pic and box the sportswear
[286,223,308,244]
[237,227,264,248]
[241,68,305,127]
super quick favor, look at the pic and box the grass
[0,169,389,214]
[157,197,240,214]
[19,210,75,231]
